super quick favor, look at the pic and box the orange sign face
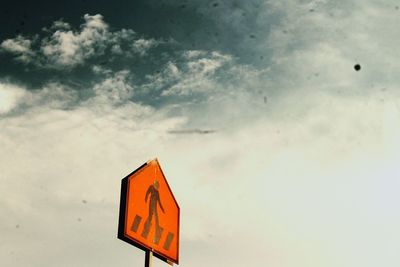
[118,159,180,264]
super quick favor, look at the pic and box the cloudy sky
[1,0,400,266]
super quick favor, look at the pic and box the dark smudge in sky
[167,129,216,135]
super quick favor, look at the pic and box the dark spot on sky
[82,199,87,204]
[77,218,82,222]
[354,64,361,71]
[213,3,219,7]
[260,55,264,60]
[309,9,314,12]
[396,6,399,10]
[168,129,216,135]
[180,4,186,9]
[263,96,267,104]
[15,224,20,228]
[249,34,256,39]
[20,21,25,26]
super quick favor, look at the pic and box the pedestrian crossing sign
[118,159,180,264]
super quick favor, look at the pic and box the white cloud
[0,81,80,116]
[91,70,134,105]
[147,51,234,96]
[3,78,399,267]
[1,36,32,54]
[41,14,109,67]
[132,38,158,56]
[0,35,35,63]
[49,20,72,31]
[0,82,28,114]
[1,15,160,69]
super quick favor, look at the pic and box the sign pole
[145,250,153,267]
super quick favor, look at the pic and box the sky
[1,0,400,266]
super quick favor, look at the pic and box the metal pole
[145,250,152,267]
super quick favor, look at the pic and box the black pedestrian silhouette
[141,180,165,244]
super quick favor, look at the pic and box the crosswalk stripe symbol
[163,232,174,250]
[153,227,163,245]
[131,215,142,233]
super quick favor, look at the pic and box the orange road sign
[118,159,180,265]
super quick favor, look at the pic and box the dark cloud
[0,0,275,66]
[0,14,259,116]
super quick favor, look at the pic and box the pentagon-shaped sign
[118,159,180,264]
